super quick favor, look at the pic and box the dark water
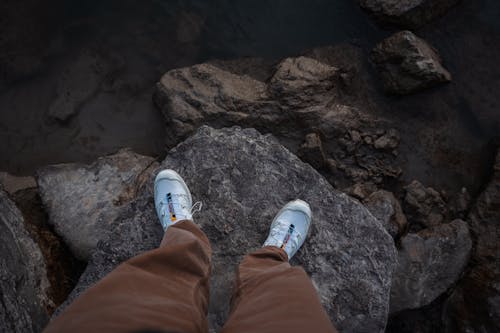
[0,0,498,178]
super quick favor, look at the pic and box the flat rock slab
[390,219,471,313]
[0,188,50,332]
[37,149,157,260]
[55,126,396,333]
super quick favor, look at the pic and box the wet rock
[344,182,378,200]
[0,188,51,332]
[373,129,400,150]
[390,219,471,314]
[0,171,37,195]
[404,180,448,229]
[47,49,123,122]
[55,126,397,333]
[364,190,407,238]
[444,150,500,332]
[154,54,402,188]
[37,149,157,260]
[298,132,326,169]
[359,0,460,28]
[268,56,339,107]
[371,31,452,95]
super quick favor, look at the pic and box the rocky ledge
[40,126,397,333]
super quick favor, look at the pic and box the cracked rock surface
[51,126,397,333]
[37,149,158,260]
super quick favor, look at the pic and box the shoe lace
[268,219,302,253]
[159,195,203,222]
[190,201,203,216]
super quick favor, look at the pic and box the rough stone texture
[359,0,460,28]
[0,188,51,332]
[390,219,471,314]
[37,149,157,260]
[404,180,448,230]
[47,49,123,122]
[444,150,500,333]
[53,126,397,333]
[298,132,326,169]
[154,54,402,189]
[364,190,407,238]
[371,31,452,95]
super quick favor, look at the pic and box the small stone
[350,130,362,143]
[364,190,407,238]
[298,133,326,169]
[374,129,400,150]
[404,180,448,229]
[346,182,377,200]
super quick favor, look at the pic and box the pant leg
[43,220,211,333]
[221,246,337,333]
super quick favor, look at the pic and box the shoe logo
[280,224,295,250]
[166,193,177,222]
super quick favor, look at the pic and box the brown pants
[44,220,337,333]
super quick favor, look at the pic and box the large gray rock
[359,0,460,28]
[0,188,51,332]
[390,219,471,314]
[371,31,452,95]
[54,126,397,333]
[154,55,402,188]
[444,150,500,332]
[37,149,157,260]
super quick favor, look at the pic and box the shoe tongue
[167,193,191,222]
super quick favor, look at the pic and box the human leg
[221,200,337,333]
[44,170,210,333]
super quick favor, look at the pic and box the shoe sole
[154,169,193,206]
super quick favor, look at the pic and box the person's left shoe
[154,169,200,230]
[263,199,312,259]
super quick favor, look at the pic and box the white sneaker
[263,199,312,259]
[154,169,201,230]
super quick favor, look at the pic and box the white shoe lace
[264,219,303,256]
[158,193,202,227]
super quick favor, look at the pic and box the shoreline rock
[371,31,452,95]
[52,126,397,333]
[0,188,51,332]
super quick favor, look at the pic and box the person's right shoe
[263,199,312,260]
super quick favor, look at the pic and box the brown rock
[404,180,448,229]
[374,129,400,150]
[364,190,407,238]
[298,133,326,169]
[371,31,452,95]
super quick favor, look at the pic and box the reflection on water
[0,0,498,176]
